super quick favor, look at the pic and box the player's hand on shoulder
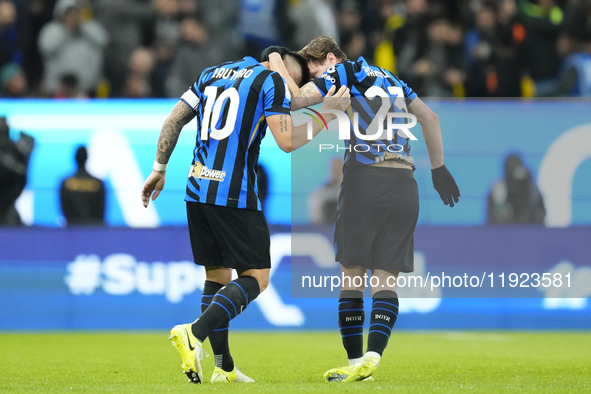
[321,85,351,113]
[141,170,166,208]
[325,85,350,98]
[431,164,460,207]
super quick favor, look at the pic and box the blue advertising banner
[0,99,292,227]
[1,226,589,330]
[1,99,590,227]
[291,226,591,299]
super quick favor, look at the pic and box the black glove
[260,46,290,62]
[432,164,460,207]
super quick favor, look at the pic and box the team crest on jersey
[191,162,226,182]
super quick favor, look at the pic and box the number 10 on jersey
[201,86,240,141]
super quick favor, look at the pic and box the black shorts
[186,202,271,269]
[334,166,419,273]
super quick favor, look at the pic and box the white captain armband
[180,89,200,112]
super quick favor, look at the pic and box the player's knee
[371,269,399,293]
[341,277,365,291]
[205,266,232,285]
[341,265,367,291]
[251,272,269,293]
[238,269,270,293]
[256,276,269,293]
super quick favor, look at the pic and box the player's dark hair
[298,36,348,65]
[284,51,310,86]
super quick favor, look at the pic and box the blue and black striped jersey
[312,56,418,175]
[180,56,290,210]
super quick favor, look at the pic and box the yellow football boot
[323,356,378,382]
[211,366,255,383]
[169,324,204,384]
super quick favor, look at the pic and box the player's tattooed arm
[156,101,195,164]
[279,114,289,134]
[267,113,293,152]
[143,101,194,207]
[293,82,323,110]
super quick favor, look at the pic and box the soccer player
[141,52,350,384]
[268,36,460,382]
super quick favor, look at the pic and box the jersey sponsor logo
[191,162,226,182]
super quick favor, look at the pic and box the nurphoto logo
[300,96,419,153]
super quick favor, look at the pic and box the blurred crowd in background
[1,0,591,99]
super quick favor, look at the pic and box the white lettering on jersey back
[212,67,254,81]
[363,66,386,78]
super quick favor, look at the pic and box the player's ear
[326,52,337,65]
[288,69,302,86]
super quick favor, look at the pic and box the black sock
[338,290,365,361]
[200,281,234,372]
[367,290,399,356]
[192,276,260,344]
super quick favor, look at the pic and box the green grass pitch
[1,331,589,393]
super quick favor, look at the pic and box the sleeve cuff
[264,107,291,117]
[312,81,328,96]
